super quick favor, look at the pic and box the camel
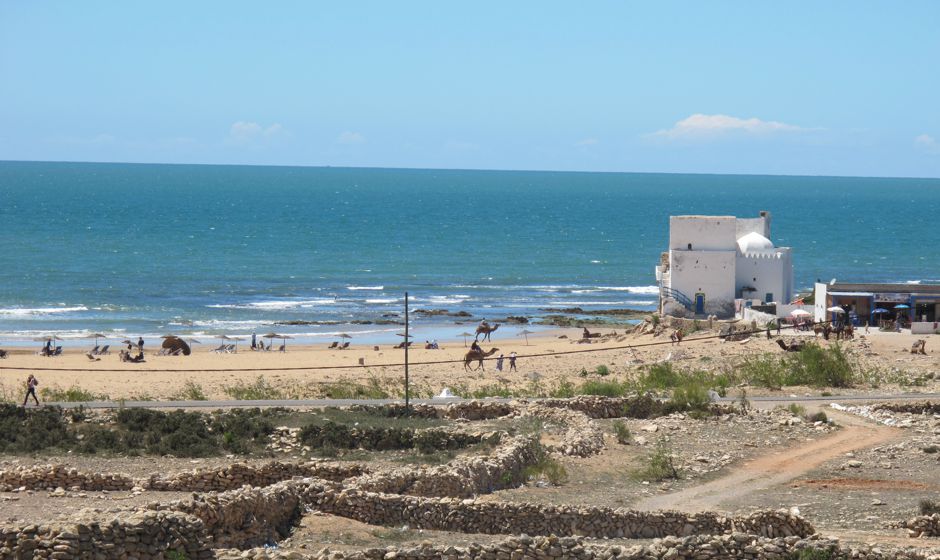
[475,323,500,342]
[464,347,500,371]
[775,338,805,352]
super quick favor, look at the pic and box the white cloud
[915,134,940,154]
[650,113,808,140]
[336,131,365,145]
[228,121,284,144]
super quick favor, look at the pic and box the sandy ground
[0,327,937,402]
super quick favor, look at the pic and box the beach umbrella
[872,308,889,314]
[338,333,353,339]
[395,333,414,338]
[229,336,245,352]
[161,335,191,356]
[517,329,535,345]
[826,306,845,313]
[789,309,810,317]
[187,338,202,345]
[263,332,292,350]
[457,331,474,347]
[85,333,107,345]
[894,304,910,309]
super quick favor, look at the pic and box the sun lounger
[53,346,63,356]
[328,341,338,349]
[278,344,286,352]
[89,345,100,355]
[0,349,6,359]
[339,342,350,350]
[99,345,110,355]
[85,352,100,361]
[211,344,226,353]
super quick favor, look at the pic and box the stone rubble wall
[520,403,604,457]
[145,461,365,492]
[0,461,365,493]
[348,435,541,497]
[148,479,330,549]
[217,533,936,560]
[0,464,135,491]
[314,488,814,540]
[348,400,515,421]
[900,513,940,538]
[873,401,940,415]
[0,511,209,559]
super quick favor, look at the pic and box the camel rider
[479,318,489,330]
[470,340,482,353]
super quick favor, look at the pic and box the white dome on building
[737,231,774,254]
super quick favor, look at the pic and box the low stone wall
[0,510,208,559]
[219,534,927,560]
[0,461,365,493]
[145,460,365,492]
[348,400,515,421]
[900,514,940,538]
[521,402,604,457]
[873,401,940,415]
[349,435,540,497]
[149,479,328,549]
[315,488,814,540]
[0,464,134,491]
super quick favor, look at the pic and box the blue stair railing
[661,287,694,310]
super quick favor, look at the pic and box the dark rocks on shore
[539,307,649,317]
[412,309,473,317]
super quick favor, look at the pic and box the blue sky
[2,1,939,177]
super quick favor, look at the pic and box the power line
[0,319,841,373]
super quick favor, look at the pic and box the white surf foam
[0,305,89,316]
[347,285,384,291]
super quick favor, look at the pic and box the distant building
[814,282,940,331]
[655,211,794,318]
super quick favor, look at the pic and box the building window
[687,243,692,250]
[765,293,773,303]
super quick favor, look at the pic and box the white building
[655,211,794,318]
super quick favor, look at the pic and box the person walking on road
[22,374,40,407]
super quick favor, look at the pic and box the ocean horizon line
[3,158,940,182]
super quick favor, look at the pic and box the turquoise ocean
[1,161,939,346]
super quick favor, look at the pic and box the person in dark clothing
[508,352,517,372]
[23,374,40,406]
[138,337,144,353]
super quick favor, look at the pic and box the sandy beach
[1,326,936,402]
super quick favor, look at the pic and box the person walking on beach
[137,336,144,353]
[495,353,504,371]
[22,374,40,407]
[508,352,517,372]
[251,332,257,350]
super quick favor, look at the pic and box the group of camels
[463,322,500,371]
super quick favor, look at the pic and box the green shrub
[740,354,786,390]
[319,377,389,399]
[638,363,683,390]
[594,365,610,377]
[578,379,628,397]
[223,376,283,400]
[0,404,73,453]
[612,420,631,444]
[807,411,828,423]
[548,380,576,398]
[786,403,806,417]
[524,449,568,485]
[177,380,208,401]
[669,381,710,412]
[632,441,680,481]
[923,445,939,454]
[920,498,940,515]
[39,386,109,402]
[784,343,856,388]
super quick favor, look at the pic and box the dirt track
[633,409,902,513]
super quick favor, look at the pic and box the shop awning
[829,291,874,297]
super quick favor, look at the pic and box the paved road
[39,392,940,409]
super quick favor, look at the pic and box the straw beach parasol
[457,331,474,347]
[517,329,535,345]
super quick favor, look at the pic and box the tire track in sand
[632,409,901,513]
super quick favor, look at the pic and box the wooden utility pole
[404,291,410,409]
